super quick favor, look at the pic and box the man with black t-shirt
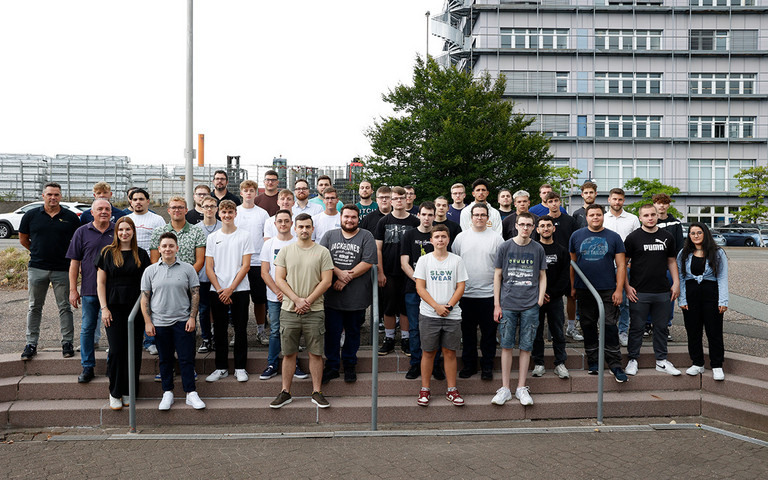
[433,196,462,250]
[571,181,597,229]
[361,186,392,234]
[501,190,538,241]
[211,170,241,206]
[544,192,576,249]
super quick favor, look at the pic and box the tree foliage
[734,166,768,223]
[547,166,582,209]
[623,178,681,218]
[365,57,552,201]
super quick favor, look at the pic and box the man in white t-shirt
[264,189,297,240]
[311,187,341,243]
[127,188,165,252]
[459,178,502,234]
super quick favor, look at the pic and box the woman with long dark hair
[96,216,151,410]
[677,222,728,381]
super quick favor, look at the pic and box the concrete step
[703,373,768,407]
[701,392,768,433]
[721,352,768,383]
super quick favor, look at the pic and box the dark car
[712,224,768,247]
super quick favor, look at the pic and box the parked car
[0,202,91,239]
[712,224,768,247]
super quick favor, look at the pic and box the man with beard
[292,179,323,217]
[356,181,378,219]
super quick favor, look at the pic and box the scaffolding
[0,154,48,201]
[51,155,131,201]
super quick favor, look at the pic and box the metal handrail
[370,265,380,431]
[570,260,606,425]
[126,296,143,433]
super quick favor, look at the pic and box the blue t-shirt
[569,227,625,291]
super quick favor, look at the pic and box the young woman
[96,217,150,410]
[677,222,729,381]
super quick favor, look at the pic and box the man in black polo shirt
[211,170,242,206]
[18,182,81,360]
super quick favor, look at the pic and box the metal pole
[370,265,380,431]
[425,11,430,60]
[570,260,605,425]
[127,297,143,433]
[184,0,195,209]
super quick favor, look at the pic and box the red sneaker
[417,388,430,406]
[446,389,464,406]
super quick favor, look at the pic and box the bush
[0,247,29,289]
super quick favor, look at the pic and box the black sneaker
[270,390,292,409]
[78,367,95,383]
[311,391,330,408]
[62,342,74,358]
[405,364,421,379]
[481,368,493,380]
[459,367,476,379]
[21,344,37,361]
[432,362,446,381]
[378,337,395,356]
[378,320,385,333]
[401,338,411,356]
[321,367,339,384]
[588,364,599,375]
[198,339,211,354]
[343,365,357,383]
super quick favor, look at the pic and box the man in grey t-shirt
[320,205,377,383]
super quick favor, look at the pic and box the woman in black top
[96,217,150,410]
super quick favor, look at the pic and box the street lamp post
[425,11,430,60]
[184,0,195,209]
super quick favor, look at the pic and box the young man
[234,180,270,345]
[66,199,115,383]
[211,170,241,206]
[19,182,80,360]
[187,184,211,225]
[404,185,419,215]
[292,178,324,217]
[452,203,504,380]
[501,190,537,240]
[544,191,576,249]
[270,214,334,408]
[652,192,685,336]
[497,188,513,220]
[491,212,547,406]
[413,224,468,406]
[259,209,306,381]
[433,196,462,250]
[79,182,127,225]
[312,187,341,243]
[532,215,570,379]
[255,170,281,216]
[623,204,681,376]
[263,189,297,240]
[320,205,377,383]
[309,175,343,211]
[141,232,205,411]
[127,188,165,252]
[205,200,255,383]
[374,186,419,355]
[571,181,597,229]
[356,180,378,219]
[193,196,221,354]
[603,187,640,347]
[570,204,628,382]
[360,186,392,234]
[459,178,502,234]
[446,183,466,223]
[529,183,567,217]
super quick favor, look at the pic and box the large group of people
[17,170,730,411]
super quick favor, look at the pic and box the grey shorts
[419,314,461,352]
[280,310,324,356]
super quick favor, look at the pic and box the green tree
[622,178,681,217]
[365,56,552,201]
[547,166,582,210]
[734,166,768,223]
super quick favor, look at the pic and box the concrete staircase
[1,346,766,430]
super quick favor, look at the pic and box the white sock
[385,328,396,339]
[401,331,410,339]
[568,320,575,329]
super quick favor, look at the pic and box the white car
[0,201,92,239]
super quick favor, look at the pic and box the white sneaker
[147,344,158,355]
[158,391,174,410]
[491,387,512,405]
[186,391,206,409]
[122,395,130,407]
[554,364,570,379]
[109,395,123,410]
[515,386,534,406]
[235,369,249,382]
[686,365,705,376]
[258,331,270,346]
[229,338,235,347]
[712,367,725,381]
[205,369,229,382]
[566,327,584,341]
[656,360,682,376]
[619,332,629,347]
[532,365,545,377]
[625,359,638,376]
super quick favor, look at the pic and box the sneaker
[93,342,100,350]
[229,338,235,347]
[109,395,123,411]
[21,344,37,361]
[186,391,206,409]
[713,367,725,381]
[656,360,681,376]
[481,368,493,381]
[77,367,95,383]
[432,362,446,381]
[147,344,158,355]
[234,369,249,382]
[257,331,270,346]
[625,359,638,376]
[321,368,339,384]
[62,342,74,358]
[686,365,705,376]
[340,330,345,348]
[197,339,211,354]
[311,391,330,408]
[378,337,395,355]
[668,333,673,341]
[122,396,130,407]
[532,365,545,377]
[491,387,512,405]
[378,320,385,333]
[446,389,464,406]
[644,324,652,337]
[515,386,534,406]
[405,364,421,379]
[619,332,628,347]
[158,391,174,411]
[417,388,431,406]
[154,373,162,382]
[270,390,292,409]
[294,364,309,379]
[205,369,229,382]
[611,367,628,383]
[588,364,599,375]
[459,367,477,379]
[554,364,570,379]
[401,338,411,356]
[566,327,584,341]
[260,364,279,380]
[344,364,356,383]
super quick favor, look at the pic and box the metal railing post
[570,260,605,425]
[370,265,380,431]
[127,297,143,433]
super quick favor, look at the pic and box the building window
[690,0,754,6]
[525,115,570,137]
[690,30,757,51]
[688,159,754,192]
[686,205,737,227]
[688,117,755,139]
[595,30,662,51]
[502,28,569,49]
[689,73,755,95]
[604,0,663,4]
[595,116,662,138]
[556,72,568,92]
[595,72,661,94]
[594,159,662,190]
[503,71,566,94]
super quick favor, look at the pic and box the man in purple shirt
[67,199,115,383]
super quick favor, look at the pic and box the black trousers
[682,279,725,368]
[576,289,622,370]
[459,297,497,372]
[105,302,143,399]
[211,291,250,370]
[532,295,567,366]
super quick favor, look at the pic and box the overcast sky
[0,1,446,173]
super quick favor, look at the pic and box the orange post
[198,134,205,166]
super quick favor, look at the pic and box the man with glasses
[211,170,241,206]
[460,178,502,235]
[187,185,211,225]
[309,175,343,211]
[292,179,323,217]
[255,170,281,216]
[360,186,392,234]
[446,183,466,223]
[193,196,222,353]
[404,186,418,216]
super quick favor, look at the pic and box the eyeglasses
[391,196,405,201]
[194,193,208,197]
[294,187,308,191]
[517,223,535,229]
[264,178,278,182]
[169,206,186,210]
[202,205,217,210]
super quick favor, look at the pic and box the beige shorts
[280,309,325,356]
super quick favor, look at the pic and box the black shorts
[381,275,406,317]
[247,266,267,305]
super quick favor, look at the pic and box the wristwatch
[445,304,453,311]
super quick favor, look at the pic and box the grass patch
[0,247,29,289]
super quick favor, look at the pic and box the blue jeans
[405,292,422,366]
[618,291,630,334]
[324,307,366,371]
[155,320,196,393]
[500,305,540,351]
[79,295,100,369]
[267,300,282,367]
